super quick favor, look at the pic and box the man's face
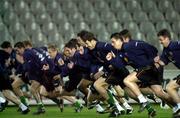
[4,47,12,54]
[48,48,57,59]
[111,38,123,50]
[77,37,86,47]
[158,36,170,47]
[63,47,76,57]
[15,47,24,55]
[85,40,96,50]
[123,37,129,43]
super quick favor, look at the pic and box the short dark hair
[119,29,132,39]
[1,41,12,49]
[80,31,97,42]
[69,38,78,44]
[14,42,25,48]
[157,29,171,39]
[77,30,89,38]
[110,32,123,41]
[64,38,78,49]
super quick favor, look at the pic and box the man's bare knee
[30,87,36,93]
[166,81,177,93]
[123,78,129,86]
[12,83,18,89]
[93,81,99,90]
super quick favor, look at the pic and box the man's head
[77,30,90,47]
[157,29,171,47]
[47,44,58,59]
[110,33,124,50]
[119,29,131,43]
[23,40,33,49]
[63,39,78,57]
[77,30,90,39]
[80,31,97,50]
[14,42,25,55]
[1,41,13,54]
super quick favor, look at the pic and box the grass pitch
[0,104,172,118]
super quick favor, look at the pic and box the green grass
[0,105,172,118]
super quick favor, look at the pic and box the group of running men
[0,29,179,118]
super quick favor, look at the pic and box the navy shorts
[106,67,129,88]
[42,75,55,92]
[64,68,84,92]
[135,65,163,87]
[27,70,45,85]
[0,73,12,91]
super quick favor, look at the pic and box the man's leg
[123,72,147,103]
[150,84,175,107]
[30,80,45,115]
[12,77,28,106]
[86,85,105,113]
[124,87,139,102]
[123,72,155,116]
[59,88,83,113]
[0,96,8,112]
[113,85,133,114]
[40,85,64,112]
[2,90,29,114]
[94,77,124,116]
[140,87,159,103]
[78,79,93,96]
[166,80,180,115]
[94,77,117,107]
